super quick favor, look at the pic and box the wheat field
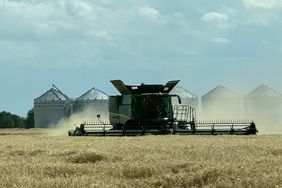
[0,129,281,188]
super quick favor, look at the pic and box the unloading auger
[68,80,258,136]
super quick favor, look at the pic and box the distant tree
[12,114,25,128]
[0,111,15,128]
[0,110,34,129]
[25,109,34,128]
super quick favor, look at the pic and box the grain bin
[34,86,72,128]
[244,84,282,132]
[201,85,242,119]
[74,87,109,115]
[170,86,198,108]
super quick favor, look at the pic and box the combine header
[68,80,258,136]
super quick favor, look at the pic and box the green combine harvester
[68,80,258,136]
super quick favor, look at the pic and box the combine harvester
[68,80,258,136]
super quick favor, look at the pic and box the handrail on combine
[173,105,196,123]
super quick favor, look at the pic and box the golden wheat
[0,129,281,188]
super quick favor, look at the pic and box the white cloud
[137,6,165,24]
[87,30,112,40]
[211,37,231,44]
[0,0,280,62]
[67,1,93,15]
[201,11,235,29]
[242,0,282,9]
[202,12,229,23]
[0,0,198,68]
[250,13,279,27]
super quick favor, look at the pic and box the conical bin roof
[246,84,281,97]
[202,85,236,99]
[76,87,109,101]
[34,87,69,103]
[170,86,197,99]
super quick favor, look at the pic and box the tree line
[0,109,34,128]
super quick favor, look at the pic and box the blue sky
[0,0,282,116]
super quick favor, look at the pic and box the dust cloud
[48,107,109,136]
[198,97,282,134]
[47,92,281,135]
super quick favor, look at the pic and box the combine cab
[68,80,258,136]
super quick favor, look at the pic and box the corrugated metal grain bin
[244,84,282,131]
[74,87,109,114]
[201,85,242,119]
[34,87,72,128]
[170,86,198,108]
